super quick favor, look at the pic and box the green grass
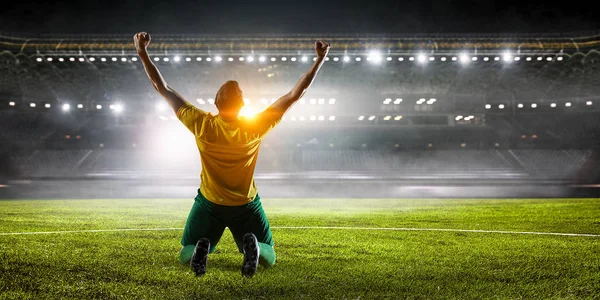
[0,198,599,299]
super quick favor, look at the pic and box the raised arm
[134,32,187,114]
[269,41,330,114]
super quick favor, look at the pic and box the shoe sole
[190,238,210,276]
[241,233,260,278]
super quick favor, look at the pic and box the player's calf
[190,238,210,276]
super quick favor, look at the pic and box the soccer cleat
[241,233,260,278]
[190,238,210,276]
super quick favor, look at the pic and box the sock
[258,242,276,267]
[179,245,196,264]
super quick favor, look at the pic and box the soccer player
[134,32,329,277]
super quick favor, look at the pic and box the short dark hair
[215,80,243,111]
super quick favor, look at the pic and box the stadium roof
[2,31,600,55]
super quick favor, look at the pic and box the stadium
[1,30,599,299]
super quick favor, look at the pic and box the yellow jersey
[176,102,283,206]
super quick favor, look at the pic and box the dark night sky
[0,0,597,35]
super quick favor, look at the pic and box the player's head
[215,80,243,116]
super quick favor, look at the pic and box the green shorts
[181,189,274,253]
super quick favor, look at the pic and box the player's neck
[217,113,238,123]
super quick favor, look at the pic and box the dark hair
[215,80,243,112]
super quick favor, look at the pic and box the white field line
[0,226,598,237]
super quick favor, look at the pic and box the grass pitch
[0,198,599,299]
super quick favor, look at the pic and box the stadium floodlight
[9,101,15,106]
[196,57,202,61]
[358,116,365,121]
[174,56,181,62]
[101,58,107,62]
[69,57,75,61]
[247,56,255,62]
[518,103,523,108]
[498,104,505,109]
[329,116,335,121]
[355,57,362,61]
[238,57,244,61]
[89,57,95,62]
[153,57,160,62]
[290,57,297,62]
[206,57,212,62]
[531,103,538,108]
[270,57,276,62]
[394,98,402,104]
[459,54,469,63]
[328,98,336,104]
[429,56,435,61]
[186,57,192,62]
[290,116,297,121]
[550,103,556,108]
[30,103,36,108]
[317,98,325,104]
[325,57,330,61]
[485,104,491,109]
[299,116,305,121]
[313,57,318,61]
[114,57,120,62]
[208,98,215,104]
[333,57,339,62]
[416,98,426,105]
[301,56,308,62]
[455,115,463,121]
[367,50,383,63]
[398,57,404,61]
[162,57,169,62]
[260,98,268,104]
[114,104,124,113]
[58,57,64,62]
[109,104,116,110]
[586,101,592,106]
[215,56,222,62]
[281,57,287,61]
[526,57,532,61]
[394,115,402,120]
[343,56,350,62]
[228,57,234,62]
[494,56,500,61]
[471,56,478,61]
[156,102,167,112]
[368,115,376,121]
[36,57,43,62]
[440,57,447,61]
[408,56,415,61]
[502,52,512,62]
[483,57,489,61]
[46,57,53,62]
[537,56,543,61]
[62,103,70,112]
[299,98,305,104]
[387,56,393,61]
[77,104,83,109]
[96,105,102,110]
[318,116,325,121]
[309,98,316,104]
[427,98,437,105]
[121,57,128,62]
[514,56,520,61]
[451,56,457,61]
[565,102,571,107]
[309,116,316,121]
[557,57,563,61]
[131,57,138,62]
[79,58,85,62]
[417,54,427,63]
[384,116,391,120]
[546,57,552,61]
[383,98,392,104]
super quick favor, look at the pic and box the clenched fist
[315,41,330,58]
[134,32,151,52]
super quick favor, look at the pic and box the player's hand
[315,40,330,58]
[134,32,151,52]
